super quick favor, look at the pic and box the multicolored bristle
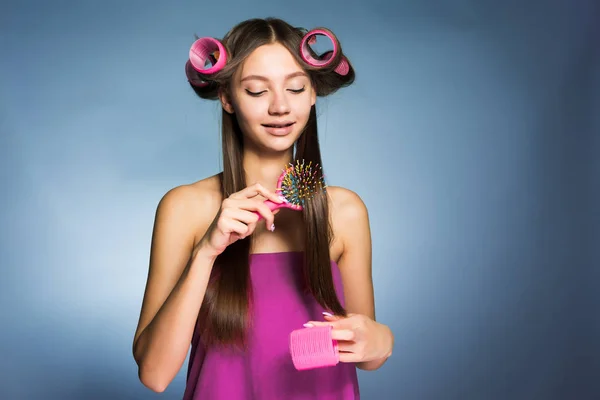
[278,160,327,207]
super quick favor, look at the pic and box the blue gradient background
[1,0,598,399]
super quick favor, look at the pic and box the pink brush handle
[254,199,299,221]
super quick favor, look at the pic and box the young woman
[132,17,394,399]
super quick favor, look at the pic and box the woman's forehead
[236,43,305,81]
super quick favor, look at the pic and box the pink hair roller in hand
[290,325,340,370]
[300,28,349,76]
[185,37,227,87]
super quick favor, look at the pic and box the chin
[261,136,297,153]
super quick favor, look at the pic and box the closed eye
[245,89,266,97]
[245,87,306,97]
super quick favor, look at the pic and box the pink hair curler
[185,37,227,87]
[300,28,349,76]
[290,325,340,370]
[254,159,327,221]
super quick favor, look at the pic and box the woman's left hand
[304,312,393,363]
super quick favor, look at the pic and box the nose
[268,90,291,115]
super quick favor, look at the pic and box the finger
[330,329,355,342]
[335,342,356,353]
[322,312,342,321]
[219,210,254,238]
[304,319,349,331]
[218,218,250,237]
[222,207,259,225]
[230,208,272,238]
[237,199,276,230]
[338,352,362,363]
[303,322,355,342]
[303,321,334,328]
[306,317,350,330]
[233,183,283,204]
[253,202,276,231]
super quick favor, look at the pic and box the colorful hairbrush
[185,37,227,87]
[254,159,327,221]
[290,325,339,370]
[300,28,349,76]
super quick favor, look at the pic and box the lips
[262,122,295,128]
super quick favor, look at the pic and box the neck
[242,147,294,192]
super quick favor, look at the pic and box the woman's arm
[330,187,394,371]
[132,184,217,392]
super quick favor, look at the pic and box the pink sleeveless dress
[182,251,360,399]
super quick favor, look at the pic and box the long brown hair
[187,17,355,348]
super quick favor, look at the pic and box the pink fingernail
[303,323,314,328]
[322,311,333,317]
[270,224,275,232]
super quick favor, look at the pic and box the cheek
[236,100,267,125]
[292,96,313,118]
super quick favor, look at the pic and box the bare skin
[132,42,393,393]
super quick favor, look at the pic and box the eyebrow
[240,71,308,82]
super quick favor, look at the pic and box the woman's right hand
[198,183,284,258]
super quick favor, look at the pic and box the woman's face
[220,42,317,153]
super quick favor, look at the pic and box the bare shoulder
[157,174,222,230]
[326,186,370,262]
[327,185,369,226]
[160,173,221,207]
